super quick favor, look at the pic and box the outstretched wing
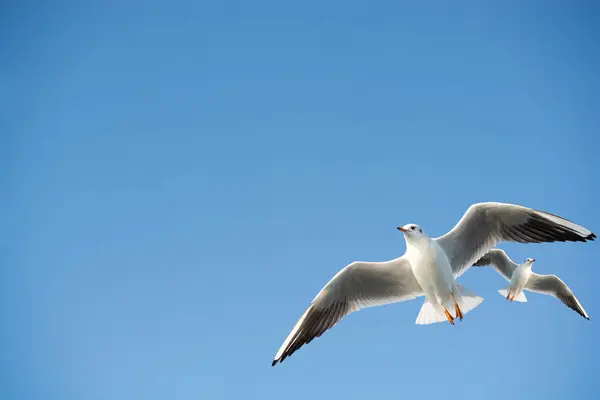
[472,249,519,281]
[435,202,595,278]
[526,273,590,320]
[272,257,423,366]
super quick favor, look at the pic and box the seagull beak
[397,226,408,233]
[531,259,536,262]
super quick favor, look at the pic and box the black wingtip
[588,232,596,241]
[271,360,278,367]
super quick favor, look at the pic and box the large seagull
[271,202,595,366]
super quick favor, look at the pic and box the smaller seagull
[473,249,590,320]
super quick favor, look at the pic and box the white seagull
[473,249,590,320]
[272,202,595,366]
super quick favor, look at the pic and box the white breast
[407,239,454,304]
[510,266,531,292]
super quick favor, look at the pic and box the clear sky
[2,1,599,399]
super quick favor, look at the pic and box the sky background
[1,1,599,399]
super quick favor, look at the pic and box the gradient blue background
[2,1,599,399]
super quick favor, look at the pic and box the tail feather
[415,301,448,325]
[455,284,484,315]
[498,286,527,302]
[415,284,484,325]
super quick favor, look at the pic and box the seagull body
[399,224,481,325]
[272,202,595,366]
[473,249,590,319]
[503,257,534,302]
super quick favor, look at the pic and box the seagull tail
[497,286,527,302]
[415,285,483,325]
[454,284,484,317]
[415,300,449,325]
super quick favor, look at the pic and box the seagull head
[397,224,424,239]
[524,257,536,264]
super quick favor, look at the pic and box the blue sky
[1,1,599,399]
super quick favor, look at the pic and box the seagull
[271,202,595,366]
[473,249,590,320]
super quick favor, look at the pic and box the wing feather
[435,202,595,278]
[472,249,518,281]
[272,257,423,366]
[525,273,590,320]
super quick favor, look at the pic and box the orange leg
[452,294,463,321]
[506,291,511,300]
[442,306,455,325]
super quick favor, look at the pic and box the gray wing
[525,273,590,320]
[472,249,519,281]
[272,257,423,366]
[434,202,595,278]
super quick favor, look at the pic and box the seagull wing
[434,202,595,278]
[272,257,422,366]
[472,249,519,281]
[525,273,590,320]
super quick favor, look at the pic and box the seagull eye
[411,226,415,230]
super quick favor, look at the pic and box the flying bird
[473,249,590,320]
[271,202,595,366]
